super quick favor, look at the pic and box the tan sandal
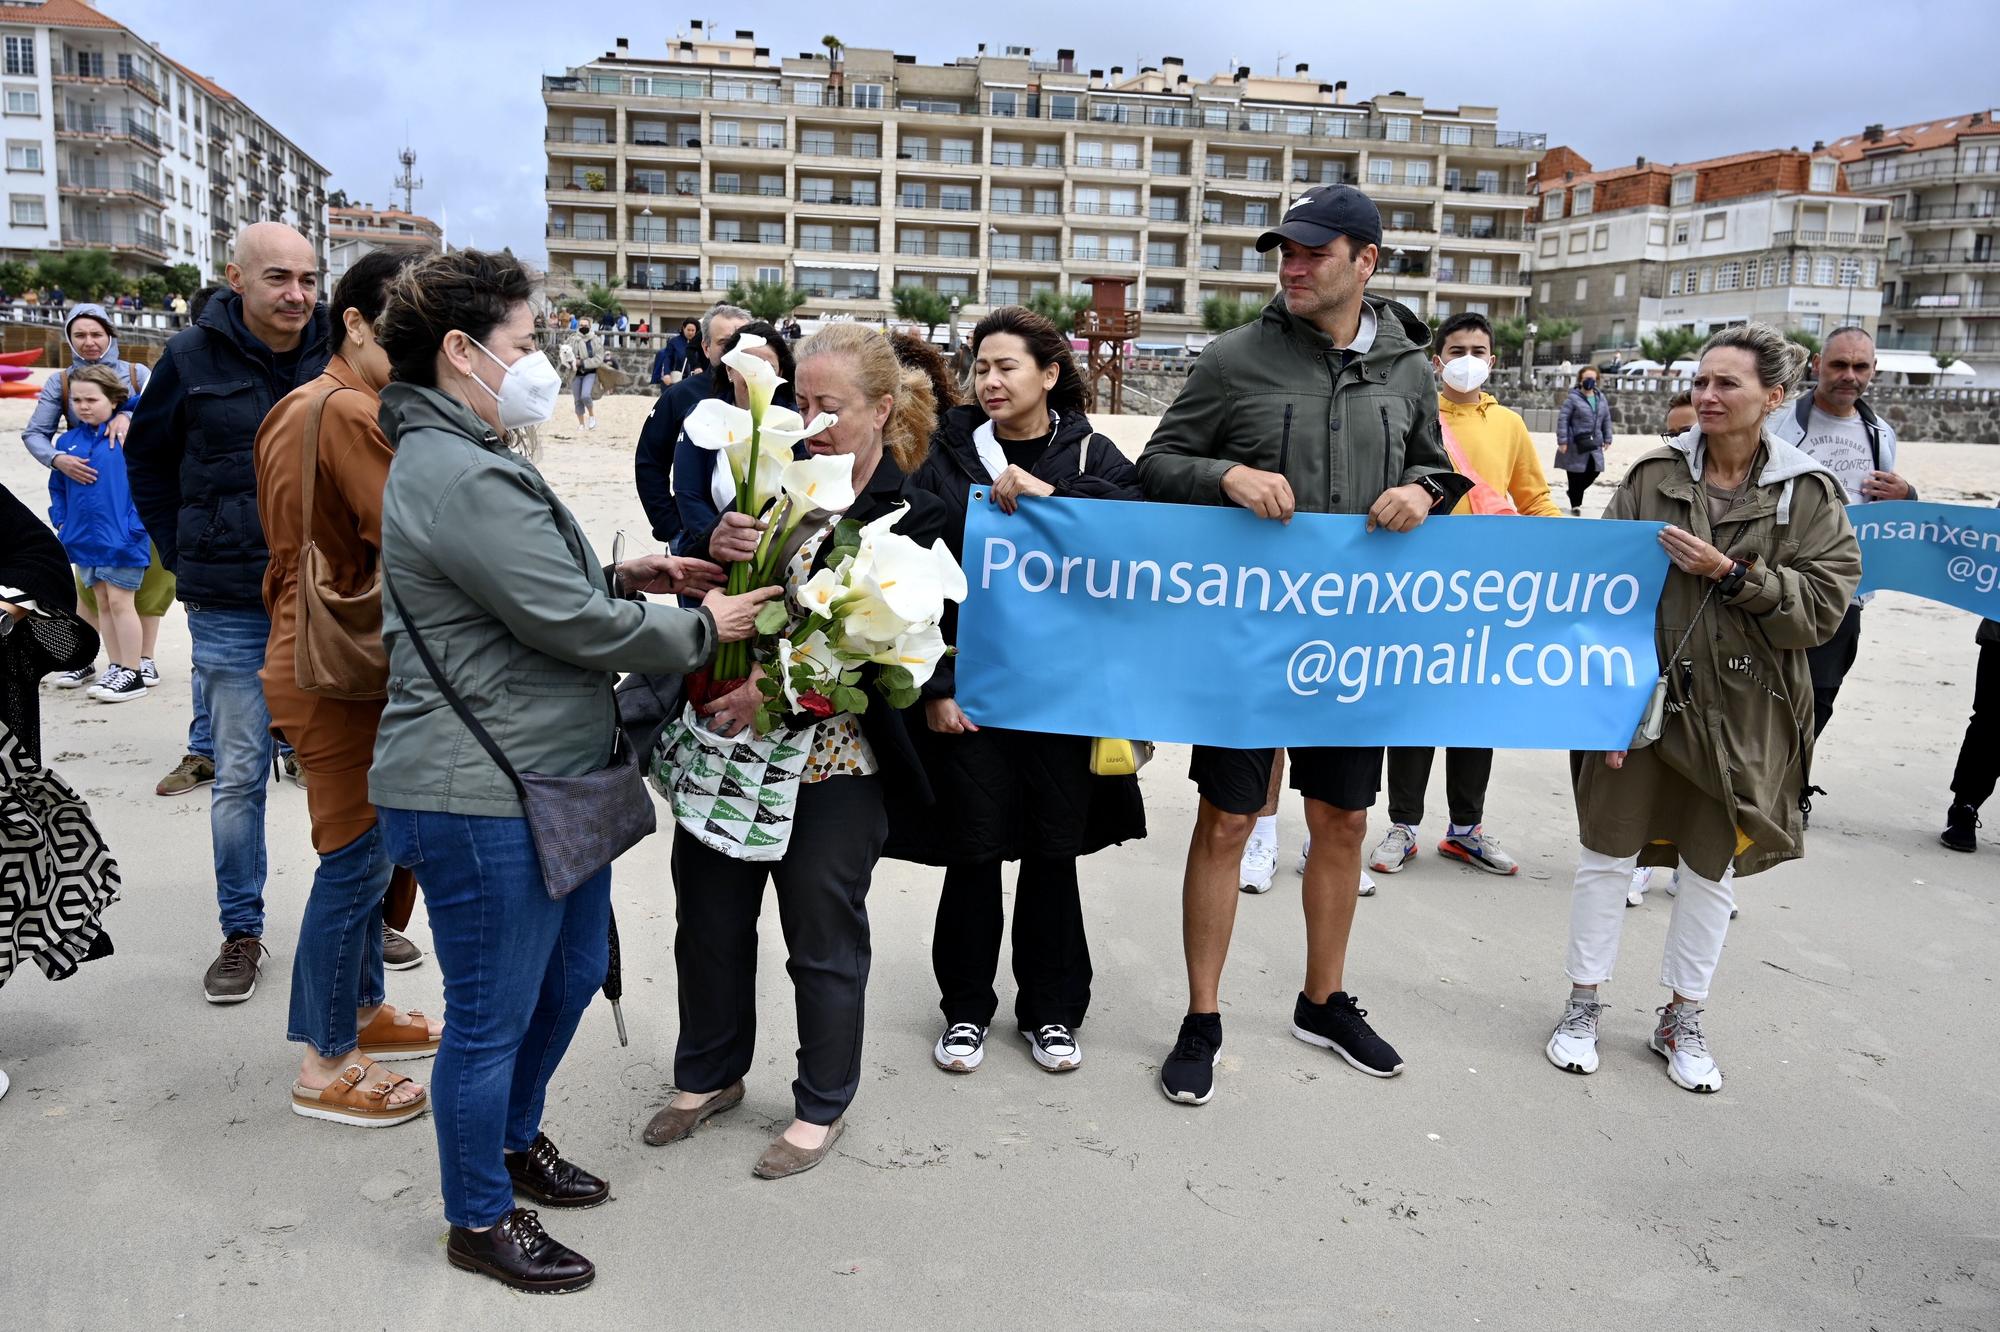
[291,1057,428,1128]
[357,1005,443,1060]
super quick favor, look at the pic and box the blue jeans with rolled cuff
[285,823,391,1058]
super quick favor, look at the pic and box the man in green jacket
[1138,185,1468,1105]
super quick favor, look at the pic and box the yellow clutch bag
[1089,738,1154,777]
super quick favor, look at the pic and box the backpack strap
[300,385,358,550]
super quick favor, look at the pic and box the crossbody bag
[294,386,389,699]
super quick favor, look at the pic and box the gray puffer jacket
[369,383,716,818]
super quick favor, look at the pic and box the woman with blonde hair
[644,322,950,1179]
[1546,323,1860,1093]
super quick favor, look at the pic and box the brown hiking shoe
[203,935,268,1004]
[382,925,424,971]
[156,753,215,796]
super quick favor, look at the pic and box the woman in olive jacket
[902,306,1146,1078]
[1546,324,1859,1097]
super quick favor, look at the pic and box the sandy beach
[3,390,1997,1331]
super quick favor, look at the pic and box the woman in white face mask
[365,250,781,1295]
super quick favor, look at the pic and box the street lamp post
[639,206,655,340]
[1523,321,1539,388]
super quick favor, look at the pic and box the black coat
[1,482,98,762]
[889,404,1147,867]
[124,292,332,609]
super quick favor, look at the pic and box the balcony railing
[1073,155,1145,172]
[708,182,789,198]
[1145,252,1187,268]
[57,170,166,203]
[709,230,789,246]
[66,223,167,257]
[1201,209,1278,229]
[628,130,698,149]
[1906,202,2000,223]
[545,126,612,145]
[988,150,1064,169]
[1847,158,2000,189]
[1774,230,1888,247]
[1435,270,1523,286]
[1145,299,1186,314]
[797,138,882,159]
[627,272,706,292]
[1895,248,2000,267]
[897,239,976,257]
[623,178,701,197]
[548,174,610,192]
[1204,167,1280,183]
[989,199,1063,216]
[1072,201,1142,217]
[1897,291,2000,310]
[547,221,612,241]
[1440,223,1526,241]
[1201,256,1275,273]
[797,236,879,253]
[709,133,788,151]
[899,146,977,164]
[990,246,1062,265]
[797,192,880,208]
[1291,169,1352,188]
[897,195,978,212]
[1149,206,1187,223]
[1445,180,1535,197]
[797,284,881,301]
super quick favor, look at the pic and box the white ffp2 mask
[466,336,562,430]
[1440,354,1491,394]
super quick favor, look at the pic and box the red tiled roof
[0,0,123,30]
[1538,148,1803,192]
[1827,110,2000,160]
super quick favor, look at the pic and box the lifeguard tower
[1077,275,1139,415]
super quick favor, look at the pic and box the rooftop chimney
[1972,113,1986,127]
[1294,62,1310,75]
[755,47,769,59]
[1236,65,1250,81]
[1390,89,1405,97]
[734,29,753,40]
[615,37,629,51]
[1163,55,1184,68]
[1812,138,1825,151]
[690,18,703,29]
[1636,155,1647,168]
[977,43,986,54]
[1334,79,1348,104]
[1059,47,1076,73]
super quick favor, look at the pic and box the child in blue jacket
[47,364,151,702]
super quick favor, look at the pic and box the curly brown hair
[887,330,962,412]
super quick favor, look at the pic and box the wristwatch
[1717,559,1750,598]
[1413,475,1450,508]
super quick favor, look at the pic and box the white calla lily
[759,407,839,449]
[860,530,947,625]
[796,565,845,619]
[682,397,755,453]
[684,399,786,512]
[776,630,841,710]
[722,332,783,417]
[831,589,912,654]
[864,620,947,688]
[778,453,857,517]
[929,538,969,605]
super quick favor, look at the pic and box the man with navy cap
[1138,184,1469,1106]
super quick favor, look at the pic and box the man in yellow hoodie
[1368,311,1562,881]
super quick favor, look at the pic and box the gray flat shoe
[641,1080,744,1146]
[752,1117,845,1180]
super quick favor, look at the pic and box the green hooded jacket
[1137,293,1466,515]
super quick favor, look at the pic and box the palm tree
[1783,328,1822,357]
[1027,289,1091,334]
[1639,326,1703,371]
[892,284,954,341]
[1199,294,1259,334]
[726,280,808,323]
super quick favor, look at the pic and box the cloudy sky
[109,0,2000,263]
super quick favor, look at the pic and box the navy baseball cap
[1255,184,1383,253]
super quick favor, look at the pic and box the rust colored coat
[256,354,393,857]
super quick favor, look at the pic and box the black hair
[967,305,1087,415]
[188,285,222,323]
[330,248,422,355]
[376,248,538,388]
[1435,311,1493,352]
[681,317,700,336]
[720,320,795,388]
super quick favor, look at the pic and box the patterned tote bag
[0,723,120,987]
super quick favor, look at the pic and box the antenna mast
[392,141,423,214]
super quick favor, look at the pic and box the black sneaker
[91,665,146,703]
[1160,1013,1222,1105]
[203,934,267,1004]
[1941,803,1981,853]
[1020,1023,1081,1072]
[1291,991,1405,1078]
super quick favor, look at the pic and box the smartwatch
[1414,475,1449,508]
[1717,559,1750,599]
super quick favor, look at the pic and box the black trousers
[1951,641,2000,809]
[1806,603,1865,737]
[1565,463,1601,509]
[671,775,886,1125]
[1387,746,1494,828]
[933,856,1092,1031]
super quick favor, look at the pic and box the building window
[794,82,824,107]
[989,90,1016,118]
[1369,158,1395,186]
[1574,277,1588,300]
[755,265,782,284]
[6,141,39,171]
[10,194,44,225]
[4,87,36,116]
[990,278,1020,304]
[1049,94,1078,121]
[940,184,973,211]
[1568,230,1588,254]
[758,221,782,244]
[1613,273,1627,298]
[1743,261,1758,289]
[1542,190,1564,220]
[1682,267,1696,292]
[1814,254,1836,285]
[1387,117,1412,142]
[1863,259,1879,285]
[1593,225,1609,250]
[1670,269,1683,295]
[3,37,33,77]
[1671,174,1695,205]
[1404,160,1430,186]
[1648,220,1668,246]
[900,182,926,209]
[1610,319,1625,344]
[1702,213,1725,241]
[1809,158,1837,191]
[1799,313,1823,335]
[1573,185,1593,216]
[1839,256,1861,286]
[1672,220,1689,245]
[1698,267,1713,293]
[1762,257,1778,286]
[1538,281,1551,303]
[1717,261,1739,290]
[850,83,883,110]
[1539,234,1559,258]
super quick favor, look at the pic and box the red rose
[798,691,835,718]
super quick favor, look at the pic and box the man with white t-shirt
[1768,325,1915,818]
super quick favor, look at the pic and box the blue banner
[956,494,1671,750]
[1850,500,2000,620]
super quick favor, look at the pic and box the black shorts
[1189,745,1384,815]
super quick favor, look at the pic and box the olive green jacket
[369,383,716,818]
[1136,294,1466,515]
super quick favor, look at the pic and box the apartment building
[1829,110,2000,384]
[541,25,1544,342]
[1525,145,1886,365]
[328,202,442,280]
[0,0,327,282]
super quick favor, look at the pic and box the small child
[47,364,151,703]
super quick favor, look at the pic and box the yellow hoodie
[1436,392,1564,517]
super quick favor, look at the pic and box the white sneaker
[139,657,160,688]
[1021,1024,1081,1072]
[1627,867,1653,907]
[1651,1003,1722,1092]
[0,1066,9,1102]
[1239,835,1277,894]
[53,665,97,689]
[933,1022,986,1073]
[1546,992,1603,1074]
[1369,824,1418,874]
[1296,837,1378,896]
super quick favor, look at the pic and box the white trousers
[1564,848,1735,1001]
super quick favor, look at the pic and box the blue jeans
[378,808,611,1230]
[285,823,391,1058]
[188,668,212,760]
[188,607,275,939]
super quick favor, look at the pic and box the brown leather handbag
[294,387,388,700]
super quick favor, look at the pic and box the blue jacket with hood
[48,417,151,568]
[21,303,150,466]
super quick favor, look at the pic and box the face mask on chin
[1440,354,1491,394]
[464,335,562,430]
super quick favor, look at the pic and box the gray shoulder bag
[384,572,656,899]
[1629,584,1715,750]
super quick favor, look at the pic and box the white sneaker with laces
[1546,993,1603,1074]
[1239,835,1277,894]
[1021,1024,1081,1072]
[1627,867,1653,907]
[1651,1003,1722,1092]
[933,1022,987,1073]
[1295,836,1378,896]
[1369,824,1418,874]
